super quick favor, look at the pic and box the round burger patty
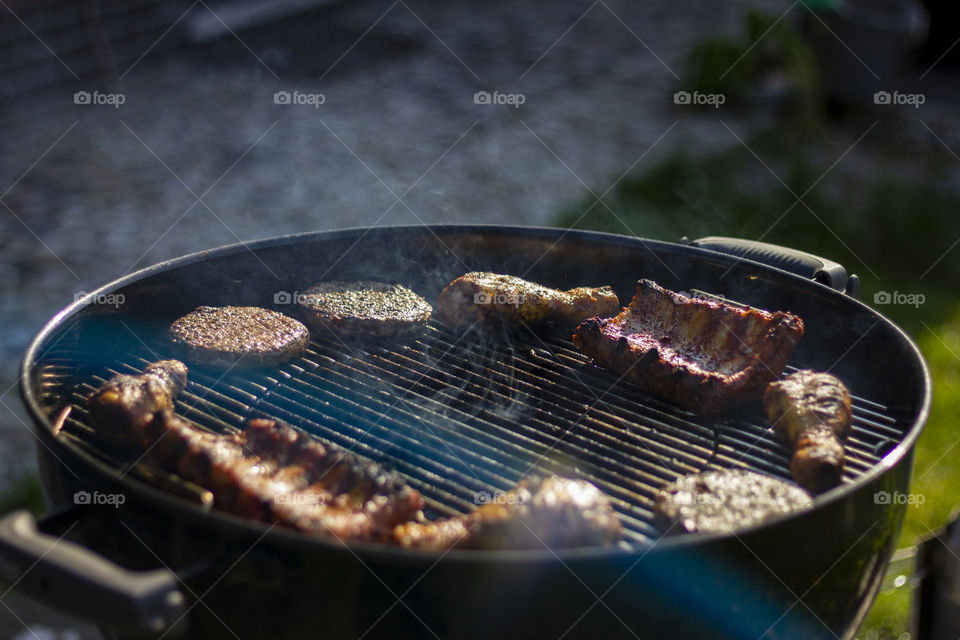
[296,281,433,338]
[654,469,812,535]
[169,306,310,369]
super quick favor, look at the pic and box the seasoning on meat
[142,413,424,540]
[393,476,623,550]
[764,370,852,493]
[573,279,804,414]
[296,281,432,338]
[436,272,620,335]
[654,469,813,535]
[169,306,309,369]
[87,359,188,448]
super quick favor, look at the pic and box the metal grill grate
[39,324,903,546]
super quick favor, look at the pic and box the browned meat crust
[764,370,852,493]
[573,279,804,414]
[87,360,188,448]
[436,272,620,335]
[169,306,309,369]
[143,414,424,540]
[393,476,622,550]
[296,281,433,338]
[654,469,812,535]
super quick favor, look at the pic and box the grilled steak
[436,272,620,335]
[573,279,804,413]
[87,360,187,448]
[296,281,432,339]
[764,370,852,493]
[654,469,812,535]
[144,413,424,540]
[169,306,309,369]
[393,476,623,550]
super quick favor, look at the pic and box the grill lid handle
[686,236,860,298]
[0,510,186,635]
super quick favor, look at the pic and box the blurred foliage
[556,125,960,640]
[0,472,45,517]
[680,10,823,126]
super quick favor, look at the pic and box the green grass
[555,125,960,639]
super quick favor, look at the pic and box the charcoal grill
[1,226,930,639]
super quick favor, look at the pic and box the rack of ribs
[573,279,804,414]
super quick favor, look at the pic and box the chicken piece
[296,281,432,339]
[436,272,620,335]
[143,413,424,541]
[573,279,804,414]
[654,469,812,535]
[393,476,623,550]
[764,370,852,493]
[169,306,309,370]
[87,360,188,448]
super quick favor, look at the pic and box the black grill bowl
[12,226,930,640]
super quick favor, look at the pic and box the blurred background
[1,0,958,637]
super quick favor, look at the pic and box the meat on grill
[654,469,813,535]
[764,370,852,493]
[169,306,310,369]
[143,413,424,540]
[436,272,620,336]
[296,281,433,339]
[87,359,188,448]
[87,363,422,540]
[393,476,623,550]
[573,279,805,414]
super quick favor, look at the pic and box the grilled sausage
[764,370,852,493]
[393,476,623,550]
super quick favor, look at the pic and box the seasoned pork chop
[573,280,804,413]
[436,272,620,335]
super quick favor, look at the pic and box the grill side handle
[686,236,860,298]
[0,510,186,636]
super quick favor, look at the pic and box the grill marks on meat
[169,306,309,369]
[654,469,812,535]
[573,280,804,413]
[764,370,852,493]
[296,281,432,339]
[87,360,187,448]
[394,476,623,550]
[436,272,620,336]
[144,414,424,540]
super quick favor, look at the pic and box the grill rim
[19,224,932,560]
